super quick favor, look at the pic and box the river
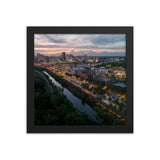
[43,71,99,123]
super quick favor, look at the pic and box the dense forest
[34,71,93,125]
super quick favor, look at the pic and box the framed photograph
[27,26,133,133]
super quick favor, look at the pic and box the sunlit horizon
[34,34,126,57]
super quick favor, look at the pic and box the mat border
[27,26,133,133]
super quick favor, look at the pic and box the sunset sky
[34,34,126,57]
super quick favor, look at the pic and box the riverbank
[34,69,96,125]
[35,66,125,125]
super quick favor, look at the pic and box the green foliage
[94,87,105,95]
[101,112,115,125]
[81,83,89,89]
[64,112,89,125]
[58,104,75,117]
[34,73,51,109]
[34,67,125,126]
[96,60,126,69]
[34,69,92,125]
[42,109,60,125]
[107,85,126,95]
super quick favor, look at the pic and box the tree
[42,109,60,125]
[58,104,75,117]
[81,83,89,89]
[100,112,115,125]
[64,112,89,125]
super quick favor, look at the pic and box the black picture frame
[27,26,133,133]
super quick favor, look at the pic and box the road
[50,70,125,119]
[34,69,54,101]
[62,73,125,118]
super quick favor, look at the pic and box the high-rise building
[62,52,66,61]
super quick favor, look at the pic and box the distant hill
[87,52,125,57]
[35,51,125,57]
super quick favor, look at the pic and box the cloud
[34,49,125,57]
[69,50,125,57]
[34,44,63,48]
[87,51,125,57]
[45,35,66,43]
[91,34,125,44]
[34,34,126,56]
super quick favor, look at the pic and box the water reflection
[43,71,98,123]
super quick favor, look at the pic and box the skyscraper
[62,52,66,61]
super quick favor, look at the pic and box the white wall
[0,0,160,160]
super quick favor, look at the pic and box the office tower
[62,52,66,61]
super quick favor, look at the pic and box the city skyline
[34,34,126,57]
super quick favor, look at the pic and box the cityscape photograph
[34,34,126,125]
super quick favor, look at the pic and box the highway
[49,69,125,119]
